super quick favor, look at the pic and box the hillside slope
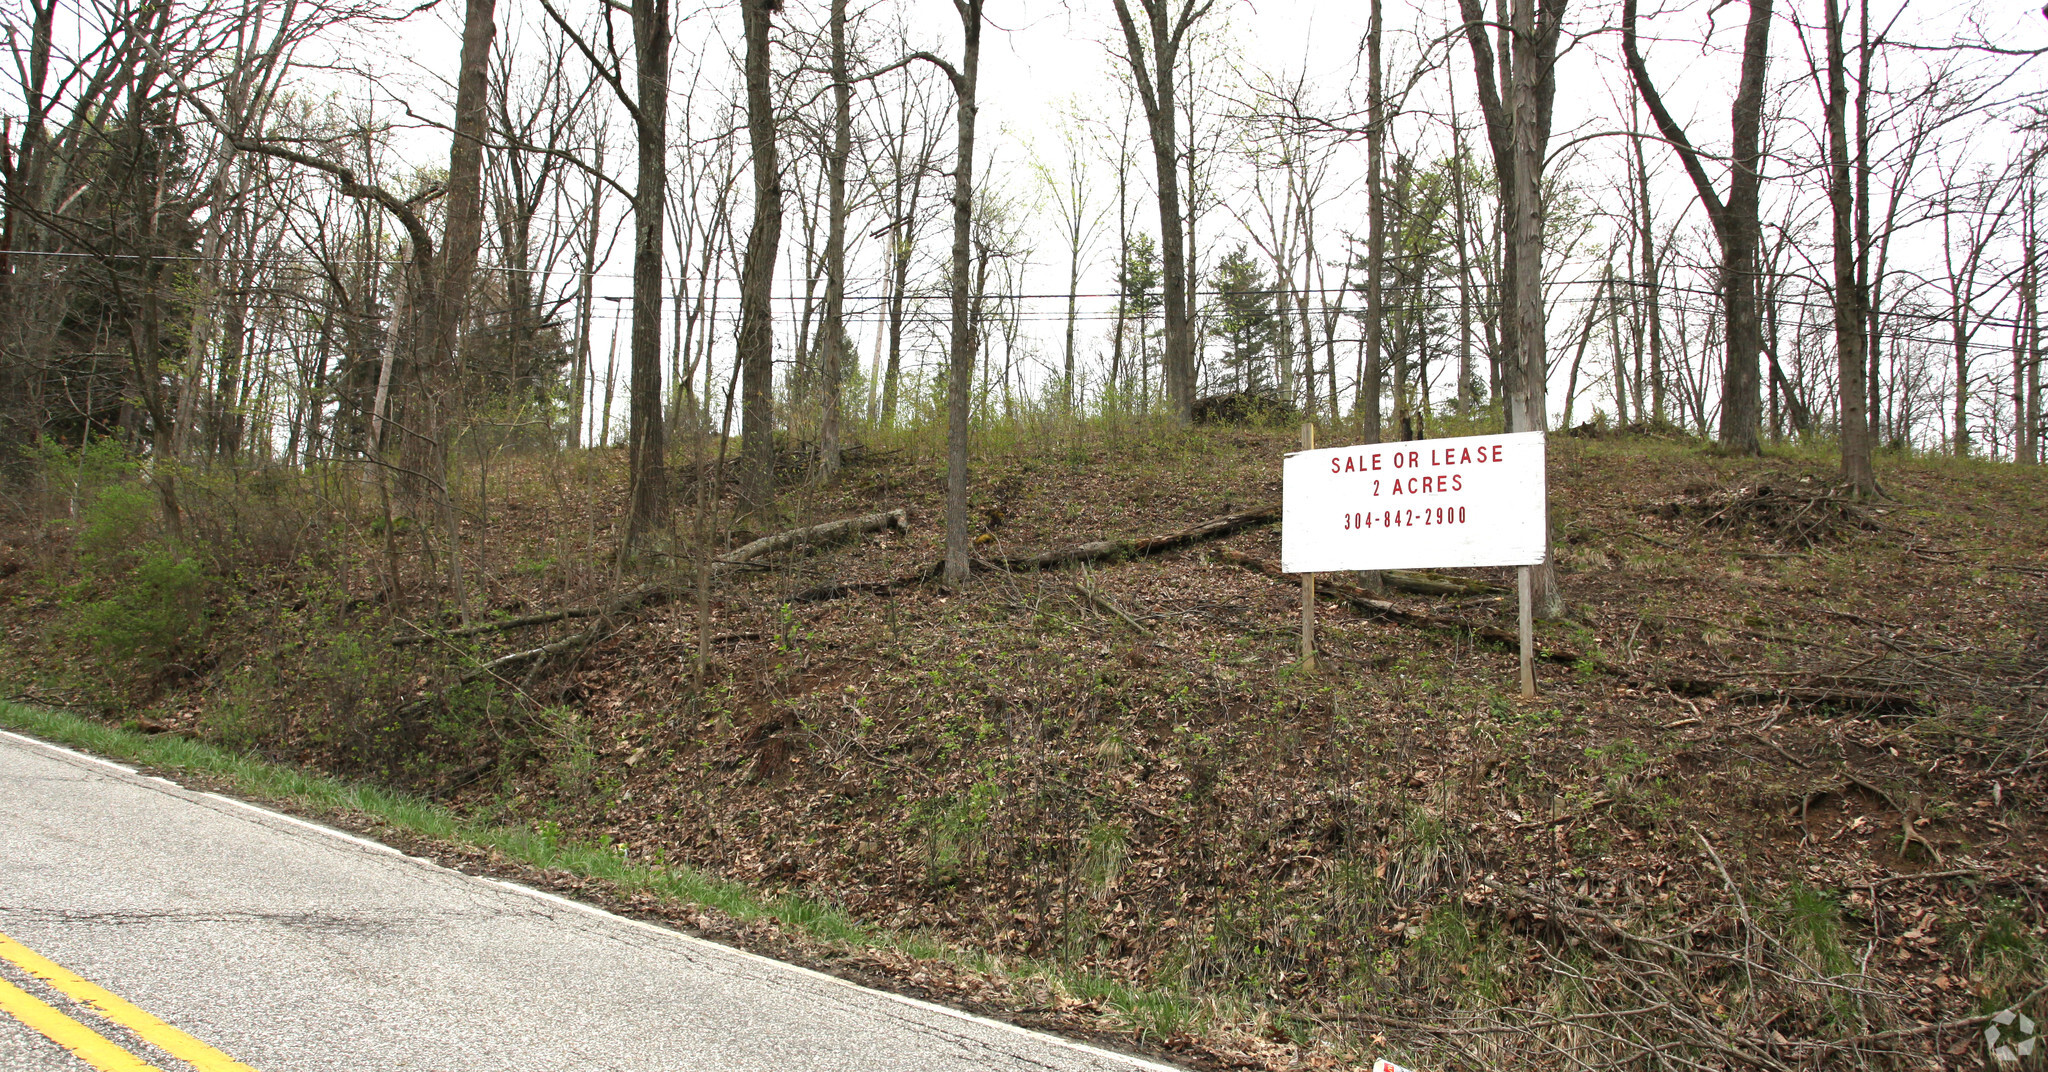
[4,427,2044,1071]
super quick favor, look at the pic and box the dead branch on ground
[1212,550,1591,666]
[396,509,908,646]
[395,509,910,707]
[789,507,1281,603]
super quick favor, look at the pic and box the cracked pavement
[0,730,1181,1071]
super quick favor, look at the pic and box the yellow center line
[0,932,261,1072]
[0,974,163,1072]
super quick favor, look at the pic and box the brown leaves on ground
[1645,473,1896,548]
[5,428,2046,1071]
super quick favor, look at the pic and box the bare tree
[887,0,986,585]
[1934,158,2021,456]
[1623,0,1773,456]
[1033,110,1105,414]
[817,0,855,480]
[540,0,671,550]
[736,0,785,515]
[566,137,611,451]
[1819,0,1877,493]
[863,61,945,427]
[172,0,308,463]
[1107,0,1217,424]
[1360,0,1387,441]
[1629,91,1668,426]
[1458,0,1560,444]
[2020,173,2042,464]
[1458,0,1565,615]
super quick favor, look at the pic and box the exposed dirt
[5,428,2046,1071]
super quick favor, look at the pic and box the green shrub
[21,436,135,519]
[73,549,209,675]
[74,482,158,568]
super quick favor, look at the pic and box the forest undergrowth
[2,419,2045,1072]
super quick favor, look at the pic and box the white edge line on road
[0,728,1185,1072]
[487,878,1188,1072]
[0,727,408,861]
[199,793,408,858]
[0,730,142,777]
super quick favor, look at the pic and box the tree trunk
[883,213,909,425]
[938,2,984,587]
[2030,222,2043,464]
[175,143,239,461]
[623,0,672,547]
[419,0,497,620]
[737,0,782,516]
[817,0,851,482]
[1108,0,1211,425]
[1462,0,1563,616]
[1509,0,1561,615]
[568,146,603,450]
[1825,0,1875,494]
[1606,261,1628,425]
[1717,0,1770,456]
[600,324,619,446]
[1508,0,1547,438]
[1623,0,1769,456]
[2023,187,2042,465]
[1952,284,1971,457]
[1063,156,1083,412]
[1633,102,1666,424]
[1361,0,1385,443]
[0,0,55,456]
[1558,273,1606,429]
[1182,87,1202,397]
[1452,115,1474,416]
[1111,126,1129,400]
[1856,0,1881,446]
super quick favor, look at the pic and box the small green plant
[1078,821,1129,896]
[72,549,210,677]
[512,554,558,578]
[1969,895,2047,1015]
[538,706,596,799]
[1587,738,1651,798]
[196,664,281,752]
[910,778,1005,885]
[75,482,159,566]
[1779,884,1863,1029]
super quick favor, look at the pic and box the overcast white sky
[307,0,2048,430]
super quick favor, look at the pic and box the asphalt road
[0,730,1182,1072]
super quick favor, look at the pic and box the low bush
[71,549,210,677]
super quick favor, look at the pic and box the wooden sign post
[1518,565,1535,698]
[1281,430,1549,698]
[1300,422,1316,672]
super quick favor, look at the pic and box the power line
[10,248,2038,347]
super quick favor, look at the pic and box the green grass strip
[0,701,1213,1042]
[0,700,796,926]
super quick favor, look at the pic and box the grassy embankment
[3,417,2045,1071]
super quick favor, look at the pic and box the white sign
[1281,431,1547,573]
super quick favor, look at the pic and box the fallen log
[397,509,909,645]
[396,606,597,644]
[1212,550,1591,666]
[1129,507,1280,555]
[1383,569,1507,598]
[790,507,1280,603]
[720,507,908,565]
[980,507,1279,571]
[1717,684,1921,714]
[398,509,911,704]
